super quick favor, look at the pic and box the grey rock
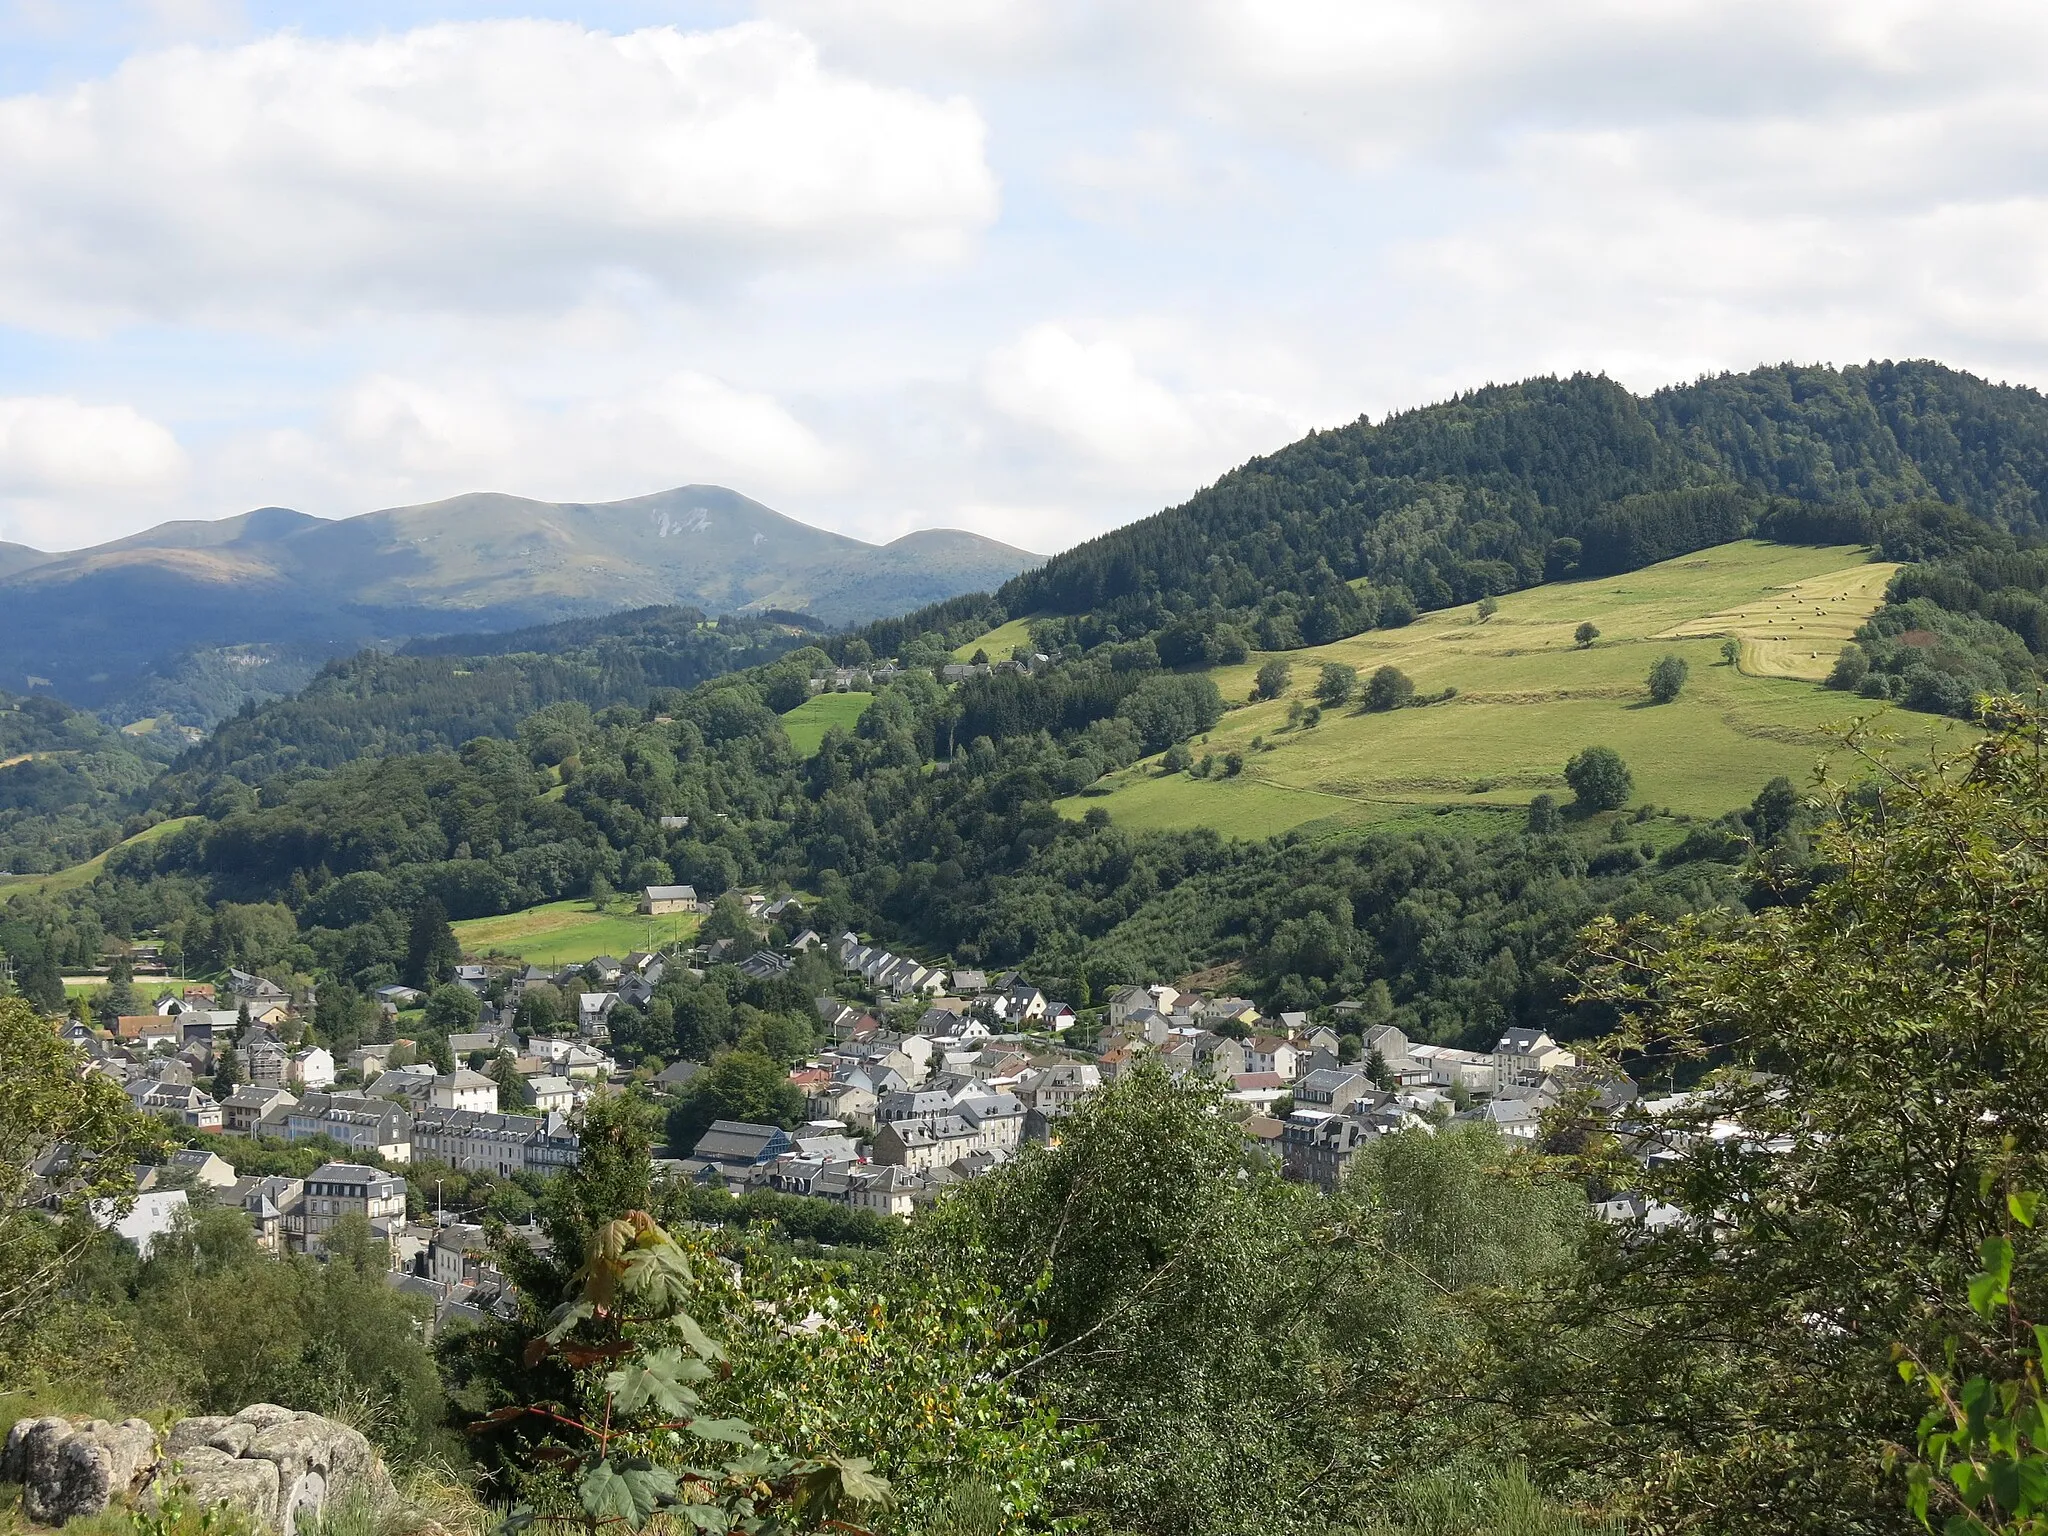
[9,1404,392,1533]
[164,1417,236,1459]
[2,1416,69,1485]
[17,1417,156,1524]
[44,1433,116,1524]
[161,1445,281,1530]
[246,1412,392,1535]
[10,1418,75,1521]
[92,1419,159,1492]
[278,1470,325,1536]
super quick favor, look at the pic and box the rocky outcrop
[3,1416,159,1525]
[2,1405,396,1534]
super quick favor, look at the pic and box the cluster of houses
[60,962,610,1187]
[54,896,1652,1289]
[808,661,909,693]
[1087,982,1634,1192]
[672,1034,1104,1216]
[73,1143,544,1335]
[655,913,1109,1213]
[937,654,1051,684]
[668,934,1614,1215]
[800,653,1055,693]
[829,931,1074,1025]
[796,650,1064,696]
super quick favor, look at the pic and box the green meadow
[951,616,1036,661]
[1056,541,1963,837]
[452,898,700,966]
[780,691,874,756]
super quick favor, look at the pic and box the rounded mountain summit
[0,486,1042,709]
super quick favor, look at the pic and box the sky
[2,2,2047,555]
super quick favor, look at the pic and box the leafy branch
[476,1210,890,1536]
[1895,1176,2048,1534]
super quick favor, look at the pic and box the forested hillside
[0,610,812,876]
[179,608,810,786]
[15,709,2048,1536]
[0,630,1797,1069]
[847,363,2048,710]
[13,359,2048,1008]
[0,691,178,874]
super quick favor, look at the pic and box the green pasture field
[1059,541,1964,838]
[1,816,203,899]
[952,616,1037,661]
[780,691,873,756]
[452,898,700,966]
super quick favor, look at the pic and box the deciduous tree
[1563,746,1632,810]
[1646,654,1689,703]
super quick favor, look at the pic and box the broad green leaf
[684,1418,754,1445]
[830,1456,893,1506]
[1989,1461,2022,1513]
[791,1456,894,1521]
[1904,1463,1930,1527]
[579,1459,678,1528]
[674,1309,729,1364]
[667,1506,730,1533]
[2012,1190,2042,1229]
[1970,1238,2014,1319]
[543,1300,595,1343]
[721,1445,780,1480]
[605,1346,710,1416]
[622,1239,696,1312]
[2016,1456,2048,1513]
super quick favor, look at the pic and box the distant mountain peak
[0,483,1042,719]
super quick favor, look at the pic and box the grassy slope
[953,616,1036,661]
[780,691,873,756]
[452,897,701,965]
[0,816,201,897]
[1060,541,1962,838]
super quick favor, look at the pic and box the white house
[528,1075,575,1114]
[94,1190,189,1258]
[992,984,1048,1024]
[1409,1044,1499,1096]
[1243,1036,1304,1081]
[289,1046,336,1091]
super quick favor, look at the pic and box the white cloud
[0,18,998,328]
[981,322,1309,510]
[0,395,187,548]
[253,369,849,515]
[985,324,1201,467]
[0,394,184,494]
[785,0,2048,160]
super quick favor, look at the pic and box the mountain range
[0,486,1040,721]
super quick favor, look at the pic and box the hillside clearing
[953,616,1037,661]
[452,897,699,966]
[1656,558,1900,679]
[0,816,201,897]
[781,691,873,756]
[1060,541,1958,837]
